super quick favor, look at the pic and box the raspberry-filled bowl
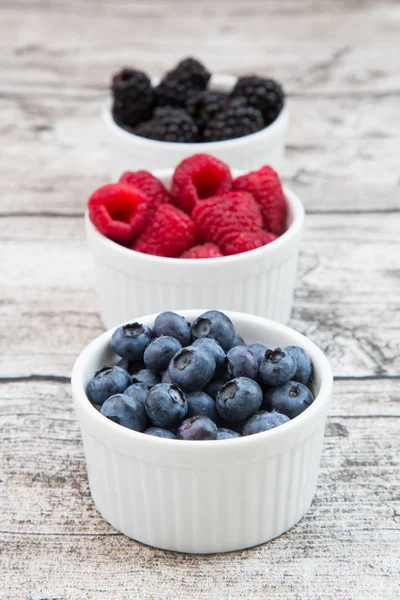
[85,156,305,328]
[103,57,289,176]
[71,309,333,553]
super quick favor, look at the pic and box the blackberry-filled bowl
[103,74,289,178]
[85,169,304,329]
[71,309,333,553]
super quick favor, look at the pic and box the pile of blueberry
[86,310,314,441]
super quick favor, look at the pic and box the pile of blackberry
[111,58,285,143]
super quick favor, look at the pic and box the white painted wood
[1,0,399,597]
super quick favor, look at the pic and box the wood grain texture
[1,0,399,598]
[1,379,399,600]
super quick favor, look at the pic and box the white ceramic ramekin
[71,310,333,554]
[103,74,289,177]
[86,170,305,329]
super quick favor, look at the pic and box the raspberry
[111,69,154,130]
[172,154,232,214]
[180,243,223,259]
[134,107,198,143]
[221,230,277,256]
[132,204,197,257]
[233,166,287,235]
[231,76,284,126]
[88,183,149,242]
[119,170,171,214]
[191,191,262,247]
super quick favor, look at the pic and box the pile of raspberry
[88,154,287,258]
[111,57,284,143]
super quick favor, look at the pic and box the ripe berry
[172,154,232,214]
[242,410,290,436]
[284,346,313,385]
[132,204,197,257]
[217,428,241,440]
[258,348,297,387]
[168,346,216,391]
[226,346,258,379]
[144,336,182,373]
[100,393,147,431]
[86,366,131,406]
[145,383,188,428]
[185,391,219,423]
[153,312,191,346]
[216,377,263,422]
[263,381,314,419]
[177,416,218,441]
[145,427,177,439]
[111,323,153,361]
[88,183,149,242]
[191,310,235,351]
[231,76,284,126]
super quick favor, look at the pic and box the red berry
[119,170,171,213]
[180,243,223,259]
[132,204,197,257]
[222,230,277,256]
[172,153,232,213]
[192,191,262,247]
[233,166,287,235]
[88,183,149,242]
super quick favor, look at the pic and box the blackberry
[134,107,199,143]
[154,57,211,108]
[203,101,264,142]
[185,90,228,131]
[111,68,154,129]
[231,76,284,126]
[172,57,211,90]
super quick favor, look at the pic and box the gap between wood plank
[1,209,400,219]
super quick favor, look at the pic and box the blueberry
[111,323,153,361]
[284,345,313,385]
[145,427,176,439]
[263,381,314,419]
[153,311,191,346]
[177,416,218,440]
[258,348,297,387]
[124,382,149,406]
[145,383,187,428]
[191,310,235,351]
[217,428,241,440]
[100,393,147,431]
[86,366,131,406]
[205,376,230,400]
[192,337,226,375]
[117,358,145,375]
[186,391,219,422]
[131,369,160,387]
[216,377,263,422]
[248,343,269,366]
[168,346,216,391]
[242,410,290,436]
[143,335,182,373]
[226,346,258,379]
[229,332,246,349]
[161,370,173,383]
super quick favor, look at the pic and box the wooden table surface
[1,1,399,598]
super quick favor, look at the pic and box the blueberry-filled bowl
[103,74,289,178]
[71,310,333,554]
[85,169,304,329]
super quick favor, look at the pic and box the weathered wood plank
[1,93,399,215]
[0,379,399,599]
[1,213,399,377]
